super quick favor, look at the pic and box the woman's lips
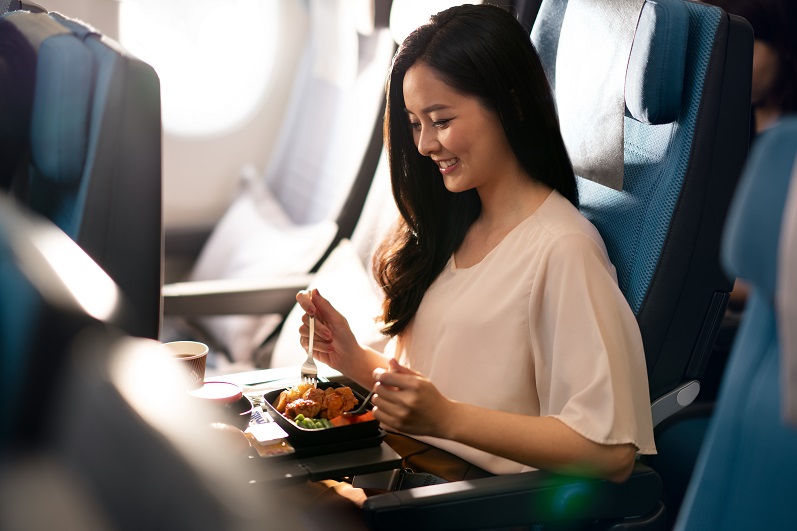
[436,157,460,174]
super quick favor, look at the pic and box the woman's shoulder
[495,190,614,275]
[532,190,606,248]
[527,192,620,284]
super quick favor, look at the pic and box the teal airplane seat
[674,117,797,530]
[0,9,162,339]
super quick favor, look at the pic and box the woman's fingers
[301,313,332,340]
[374,368,420,389]
[308,289,334,316]
[298,323,333,352]
[295,289,317,315]
[370,363,449,437]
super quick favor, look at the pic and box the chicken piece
[274,383,316,413]
[337,386,359,411]
[283,387,325,419]
[303,387,326,404]
[321,386,359,419]
[322,391,344,419]
[285,398,322,420]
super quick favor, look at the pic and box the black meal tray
[289,429,386,458]
[263,382,382,453]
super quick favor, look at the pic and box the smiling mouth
[436,158,460,172]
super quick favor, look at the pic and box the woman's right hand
[295,289,364,376]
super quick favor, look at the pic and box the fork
[300,311,318,387]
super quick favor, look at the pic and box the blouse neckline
[450,190,557,271]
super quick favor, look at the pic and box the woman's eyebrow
[403,103,451,115]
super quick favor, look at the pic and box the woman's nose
[416,127,439,156]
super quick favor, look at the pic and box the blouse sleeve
[529,232,656,453]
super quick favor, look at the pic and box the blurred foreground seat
[674,117,797,529]
[0,196,294,530]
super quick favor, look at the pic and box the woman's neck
[476,174,552,232]
[454,177,552,269]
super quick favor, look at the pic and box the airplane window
[389,0,483,44]
[119,0,279,136]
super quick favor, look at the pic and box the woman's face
[402,63,518,194]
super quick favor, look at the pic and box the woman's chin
[442,175,470,194]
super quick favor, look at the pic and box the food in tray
[293,414,334,430]
[272,383,363,428]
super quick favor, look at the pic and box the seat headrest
[30,31,94,184]
[625,0,688,125]
[722,119,797,299]
[2,12,93,185]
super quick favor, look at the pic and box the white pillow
[270,238,388,368]
[189,181,336,281]
[187,182,338,364]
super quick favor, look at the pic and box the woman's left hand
[370,358,454,438]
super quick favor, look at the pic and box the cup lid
[188,381,243,404]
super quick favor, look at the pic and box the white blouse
[393,190,656,474]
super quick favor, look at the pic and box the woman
[296,3,655,490]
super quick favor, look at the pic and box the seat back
[0,9,162,340]
[534,0,753,406]
[675,117,797,529]
[0,194,130,450]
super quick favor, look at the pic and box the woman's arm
[296,289,390,388]
[373,359,637,483]
[444,402,637,482]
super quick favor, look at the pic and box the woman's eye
[433,119,450,128]
[409,121,421,131]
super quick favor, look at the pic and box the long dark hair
[374,3,576,336]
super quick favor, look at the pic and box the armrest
[651,380,700,427]
[162,274,314,317]
[362,461,662,530]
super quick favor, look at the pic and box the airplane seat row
[2,0,792,529]
[0,7,163,341]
